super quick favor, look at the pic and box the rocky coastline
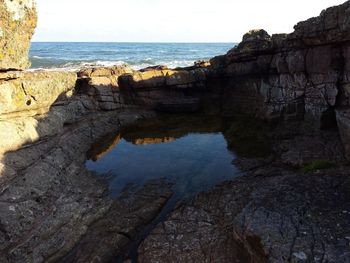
[1,0,350,262]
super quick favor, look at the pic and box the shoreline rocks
[1,0,350,262]
[0,0,37,70]
[138,164,350,263]
[208,1,350,160]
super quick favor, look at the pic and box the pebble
[292,251,307,260]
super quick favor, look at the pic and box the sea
[29,42,234,70]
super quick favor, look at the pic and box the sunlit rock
[0,0,37,70]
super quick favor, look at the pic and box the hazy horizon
[33,0,346,42]
[31,41,236,43]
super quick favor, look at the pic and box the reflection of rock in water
[87,132,121,161]
[122,114,224,144]
[133,137,176,145]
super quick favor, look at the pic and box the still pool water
[85,114,269,262]
[85,115,242,199]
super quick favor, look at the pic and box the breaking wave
[29,42,234,71]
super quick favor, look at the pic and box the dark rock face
[76,66,135,111]
[209,1,350,159]
[0,110,159,263]
[139,165,350,263]
[136,2,350,262]
[77,65,214,114]
[63,181,172,263]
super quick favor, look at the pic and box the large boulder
[77,65,134,111]
[0,0,37,70]
[0,71,77,118]
[0,71,78,154]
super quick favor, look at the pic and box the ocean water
[29,42,234,70]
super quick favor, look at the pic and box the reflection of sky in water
[86,132,239,199]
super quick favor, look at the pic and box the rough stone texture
[0,110,157,263]
[0,0,37,70]
[0,71,77,118]
[139,164,350,263]
[118,65,211,112]
[274,132,345,167]
[1,1,350,262]
[77,65,135,111]
[0,99,90,154]
[336,109,350,160]
[76,63,216,114]
[119,68,207,89]
[63,181,172,263]
[208,1,350,159]
[0,71,79,154]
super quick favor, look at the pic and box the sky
[32,0,346,42]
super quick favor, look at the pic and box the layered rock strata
[1,0,350,262]
[0,110,169,263]
[0,71,79,153]
[209,1,350,159]
[77,65,134,111]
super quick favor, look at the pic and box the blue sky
[33,0,346,42]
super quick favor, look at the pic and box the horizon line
[31,41,237,44]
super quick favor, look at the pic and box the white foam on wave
[29,59,198,71]
[32,55,52,59]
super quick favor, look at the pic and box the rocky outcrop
[118,65,210,112]
[75,63,218,114]
[1,0,350,262]
[0,110,163,263]
[0,0,37,70]
[0,71,77,117]
[77,65,134,111]
[63,180,172,263]
[0,71,80,154]
[139,163,350,263]
[209,1,350,160]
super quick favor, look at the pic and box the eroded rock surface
[0,110,157,263]
[0,71,77,117]
[77,65,134,111]
[0,71,80,154]
[63,181,172,263]
[0,0,37,70]
[209,1,350,159]
[1,0,350,262]
[139,164,350,263]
